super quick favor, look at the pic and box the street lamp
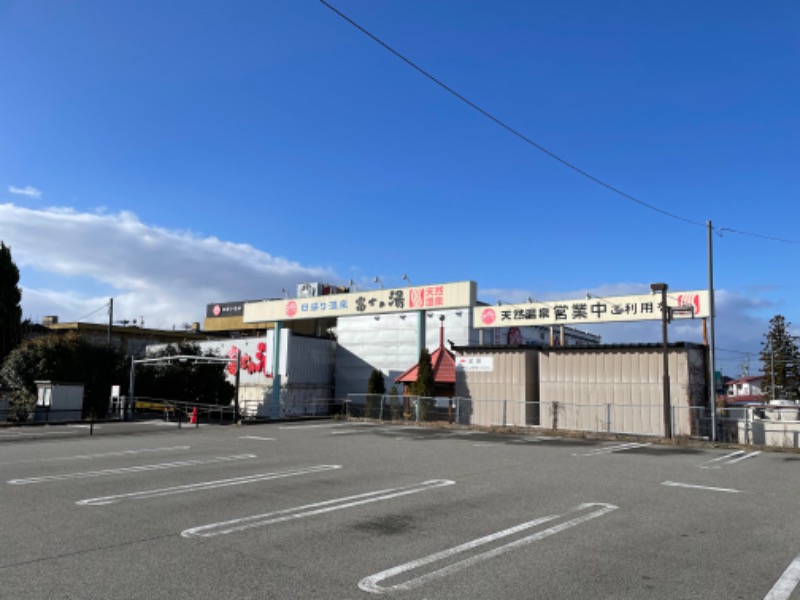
[651,282,672,439]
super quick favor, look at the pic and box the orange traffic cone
[189,406,198,424]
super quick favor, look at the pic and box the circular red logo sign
[481,308,496,325]
[213,304,221,316]
[286,301,298,317]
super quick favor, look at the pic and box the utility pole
[707,221,717,441]
[651,282,672,439]
[108,298,113,345]
[234,349,241,424]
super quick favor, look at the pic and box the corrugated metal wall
[538,347,707,436]
[455,349,538,426]
[452,345,707,436]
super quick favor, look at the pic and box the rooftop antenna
[374,276,383,290]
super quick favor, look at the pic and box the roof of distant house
[726,375,764,386]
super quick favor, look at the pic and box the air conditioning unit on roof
[297,282,323,298]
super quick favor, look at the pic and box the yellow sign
[244,281,477,323]
[473,290,710,328]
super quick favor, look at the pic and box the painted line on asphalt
[698,450,760,469]
[727,450,761,463]
[358,502,618,594]
[77,464,341,506]
[764,554,800,600]
[575,442,651,456]
[239,436,276,441]
[7,453,257,485]
[0,446,191,467]
[0,429,78,437]
[661,481,742,493]
[278,423,374,430]
[698,450,745,468]
[330,429,371,435]
[182,479,455,538]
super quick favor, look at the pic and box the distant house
[42,317,218,358]
[725,375,766,404]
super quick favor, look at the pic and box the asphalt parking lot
[1,419,799,599]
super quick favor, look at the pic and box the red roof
[725,394,767,405]
[726,375,764,386]
[395,324,457,385]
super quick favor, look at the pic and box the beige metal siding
[455,350,537,427]
[539,348,701,436]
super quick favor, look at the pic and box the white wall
[335,309,473,398]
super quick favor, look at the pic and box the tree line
[0,242,233,421]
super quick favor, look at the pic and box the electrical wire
[716,347,754,356]
[70,301,110,324]
[320,1,800,244]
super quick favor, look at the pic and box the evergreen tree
[759,315,800,401]
[411,348,435,420]
[388,385,400,420]
[0,242,22,365]
[365,368,385,418]
[0,333,127,421]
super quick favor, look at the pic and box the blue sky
[1,1,798,377]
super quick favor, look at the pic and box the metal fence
[281,397,343,418]
[345,394,463,423]
[344,394,723,440]
[129,396,237,425]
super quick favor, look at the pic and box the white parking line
[699,450,760,469]
[0,428,78,437]
[765,554,800,600]
[182,479,455,538]
[727,450,761,464]
[239,436,276,441]
[7,454,257,485]
[575,442,651,457]
[279,423,374,430]
[331,429,371,435]
[77,465,341,506]
[0,446,191,467]
[358,502,618,594]
[661,481,742,493]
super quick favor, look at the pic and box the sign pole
[651,282,672,439]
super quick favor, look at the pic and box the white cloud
[0,203,337,328]
[8,185,42,200]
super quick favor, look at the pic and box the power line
[320,1,800,245]
[717,227,800,245]
[71,301,110,323]
[716,347,754,356]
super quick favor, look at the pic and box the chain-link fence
[345,394,727,440]
[345,394,463,423]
